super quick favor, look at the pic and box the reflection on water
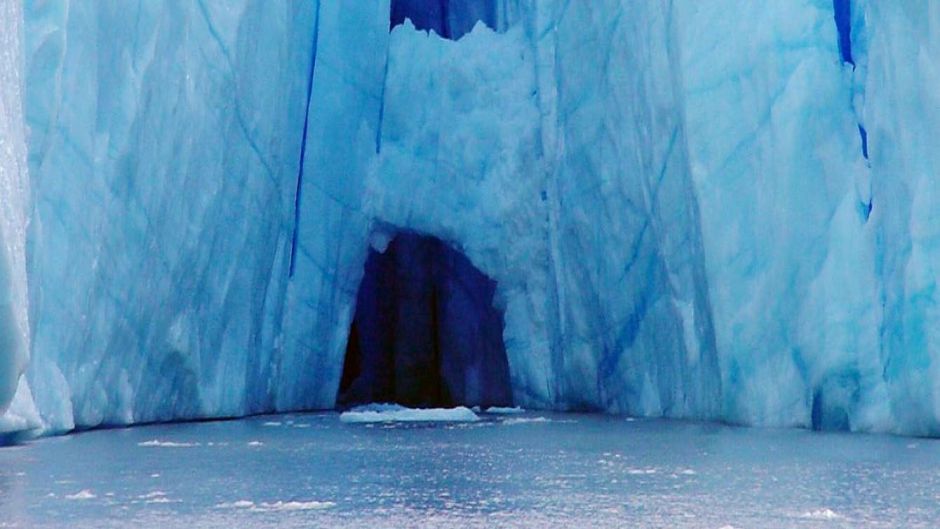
[0,412,938,528]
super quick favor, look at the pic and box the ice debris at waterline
[0,1,939,438]
[339,404,481,423]
[484,406,526,415]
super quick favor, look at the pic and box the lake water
[0,411,938,528]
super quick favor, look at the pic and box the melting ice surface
[2,413,940,528]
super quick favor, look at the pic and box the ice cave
[337,231,512,409]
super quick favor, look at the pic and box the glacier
[0,0,938,438]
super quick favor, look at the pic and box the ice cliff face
[0,0,39,435]
[281,1,720,418]
[0,0,938,437]
[22,0,316,430]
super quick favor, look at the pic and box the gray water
[0,412,938,528]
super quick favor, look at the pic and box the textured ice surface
[676,1,880,430]
[0,0,38,434]
[22,0,317,431]
[285,2,720,422]
[3,0,940,437]
[676,0,940,435]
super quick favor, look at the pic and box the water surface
[0,412,937,528]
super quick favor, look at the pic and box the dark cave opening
[810,372,859,431]
[390,0,499,40]
[337,232,512,409]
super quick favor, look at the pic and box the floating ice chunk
[138,491,176,504]
[137,440,199,448]
[215,500,256,509]
[485,406,525,415]
[253,500,336,512]
[137,491,166,500]
[501,417,551,425]
[339,404,480,423]
[801,508,843,520]
[216,499,335,511]
[64,490,96,500]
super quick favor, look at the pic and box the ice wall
[0,0,40,435]
[675,0,883,430]
[23,0,317,430]
[862,1,940,435]
[9,0,940,437]
[283,1,720,417]
[276,0,391,411]
[673,0,940,435]
[540,1,720,416]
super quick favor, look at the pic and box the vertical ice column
[21,0,317,431]
[675,0,879,429]
[278,0,392,411]
[863,1,940,435]
[0,0,33,418]
[536,1,721,417]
